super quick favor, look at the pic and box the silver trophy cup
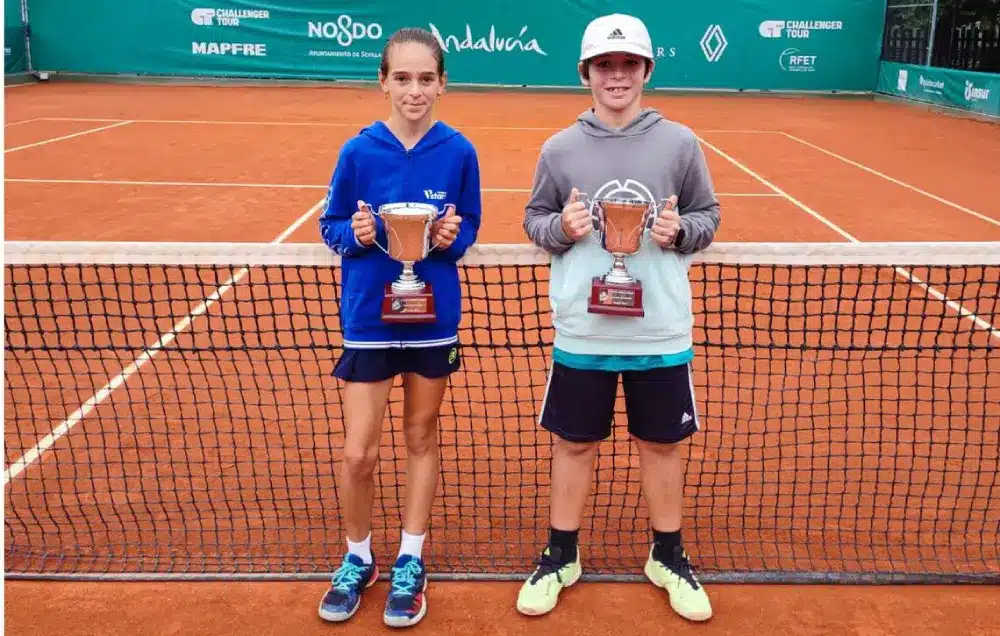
[580,195,656,285]
[365,202,442,294]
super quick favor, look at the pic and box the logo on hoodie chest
[593,179,654,204]
[424,189,447,200]
[589,179,660,231]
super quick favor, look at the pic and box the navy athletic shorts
[539,361,699,444]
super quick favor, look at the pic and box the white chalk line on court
[4,118,43,127]
[2,198,327,485]
[32,117,780,135]
[697,135,1000,343]
[36,116,560,131]
[779,131,1000,229]
[4,178,329,189]
[2,177,782,198]
[4,121,134,153]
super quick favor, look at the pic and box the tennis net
[4,240,999,583]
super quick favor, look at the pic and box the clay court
[4,81,999,635]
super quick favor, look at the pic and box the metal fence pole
[925,0,940,66]
[19,0,32,73]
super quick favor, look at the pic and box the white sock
[399,530,425,559]
[347,533,373,565]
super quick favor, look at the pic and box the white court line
[779,131,1000,229]
[38,117,559,131]
[697,137,856,242]
[5,178,328,189]
[697,135,1000,343]
[3,178,781,197]
[4,118,42,127]
[35,117,776,135]
[2,198,327,485]
[4,121,133,153]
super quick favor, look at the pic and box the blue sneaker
[383,554,428,627]
[318,553,379,623]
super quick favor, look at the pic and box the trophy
[580,194,664,317]
[364,201,449,323]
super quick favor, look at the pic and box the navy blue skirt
[332,345,461,382]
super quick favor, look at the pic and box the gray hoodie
[523,107,721,356]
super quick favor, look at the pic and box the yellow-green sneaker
[644,545,713,622]
[516,546,582,616]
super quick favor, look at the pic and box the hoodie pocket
[549,241,612,333]
[340,284,385,338]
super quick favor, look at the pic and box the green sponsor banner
[878,61,1000,117]
[4,0,27,74]
[26,0,882,91]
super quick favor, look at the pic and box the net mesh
[4,241,999,583]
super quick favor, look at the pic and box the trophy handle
[429,203,454,251]
[643,196,678,246]
[637,200,658,246]
[360,200,392,257]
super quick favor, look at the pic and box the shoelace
[331,561,364,594]
[389,559,422,597]
[529,550,566,585]
[667,547,701,590]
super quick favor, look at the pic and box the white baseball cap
[579,13,654,62]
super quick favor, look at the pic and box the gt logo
[191,8,215,26]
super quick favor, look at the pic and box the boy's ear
[578,61,589,87]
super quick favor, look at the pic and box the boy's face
[583,53,650,113]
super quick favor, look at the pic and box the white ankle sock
[347,533,373,564]
[399,530,425,559]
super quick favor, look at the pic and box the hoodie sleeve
[431,143,482,262]
[673,136,721,254]
[523,151,575,255]
[318,142,369,258]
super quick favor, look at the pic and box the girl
[517,13,718,622]
[316,27,482,628]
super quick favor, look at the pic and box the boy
[517,13,720,622]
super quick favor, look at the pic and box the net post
[925,0,939,66]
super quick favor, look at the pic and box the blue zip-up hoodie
[319,120,482,349]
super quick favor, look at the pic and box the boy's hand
[561,187,592,241]
[650,195,681,248]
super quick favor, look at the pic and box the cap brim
[580,42,652,61]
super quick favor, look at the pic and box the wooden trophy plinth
[381,283,436,323]
[588,276,644,317]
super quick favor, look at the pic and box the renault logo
[700,24,727,62]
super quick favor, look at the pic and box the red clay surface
[4,81,999,636]
[6,580,1000,636]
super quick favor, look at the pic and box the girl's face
[379,41,446,124]
[583,52,650,114]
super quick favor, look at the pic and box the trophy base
[382,283,436,323]
[588,276,644,317]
